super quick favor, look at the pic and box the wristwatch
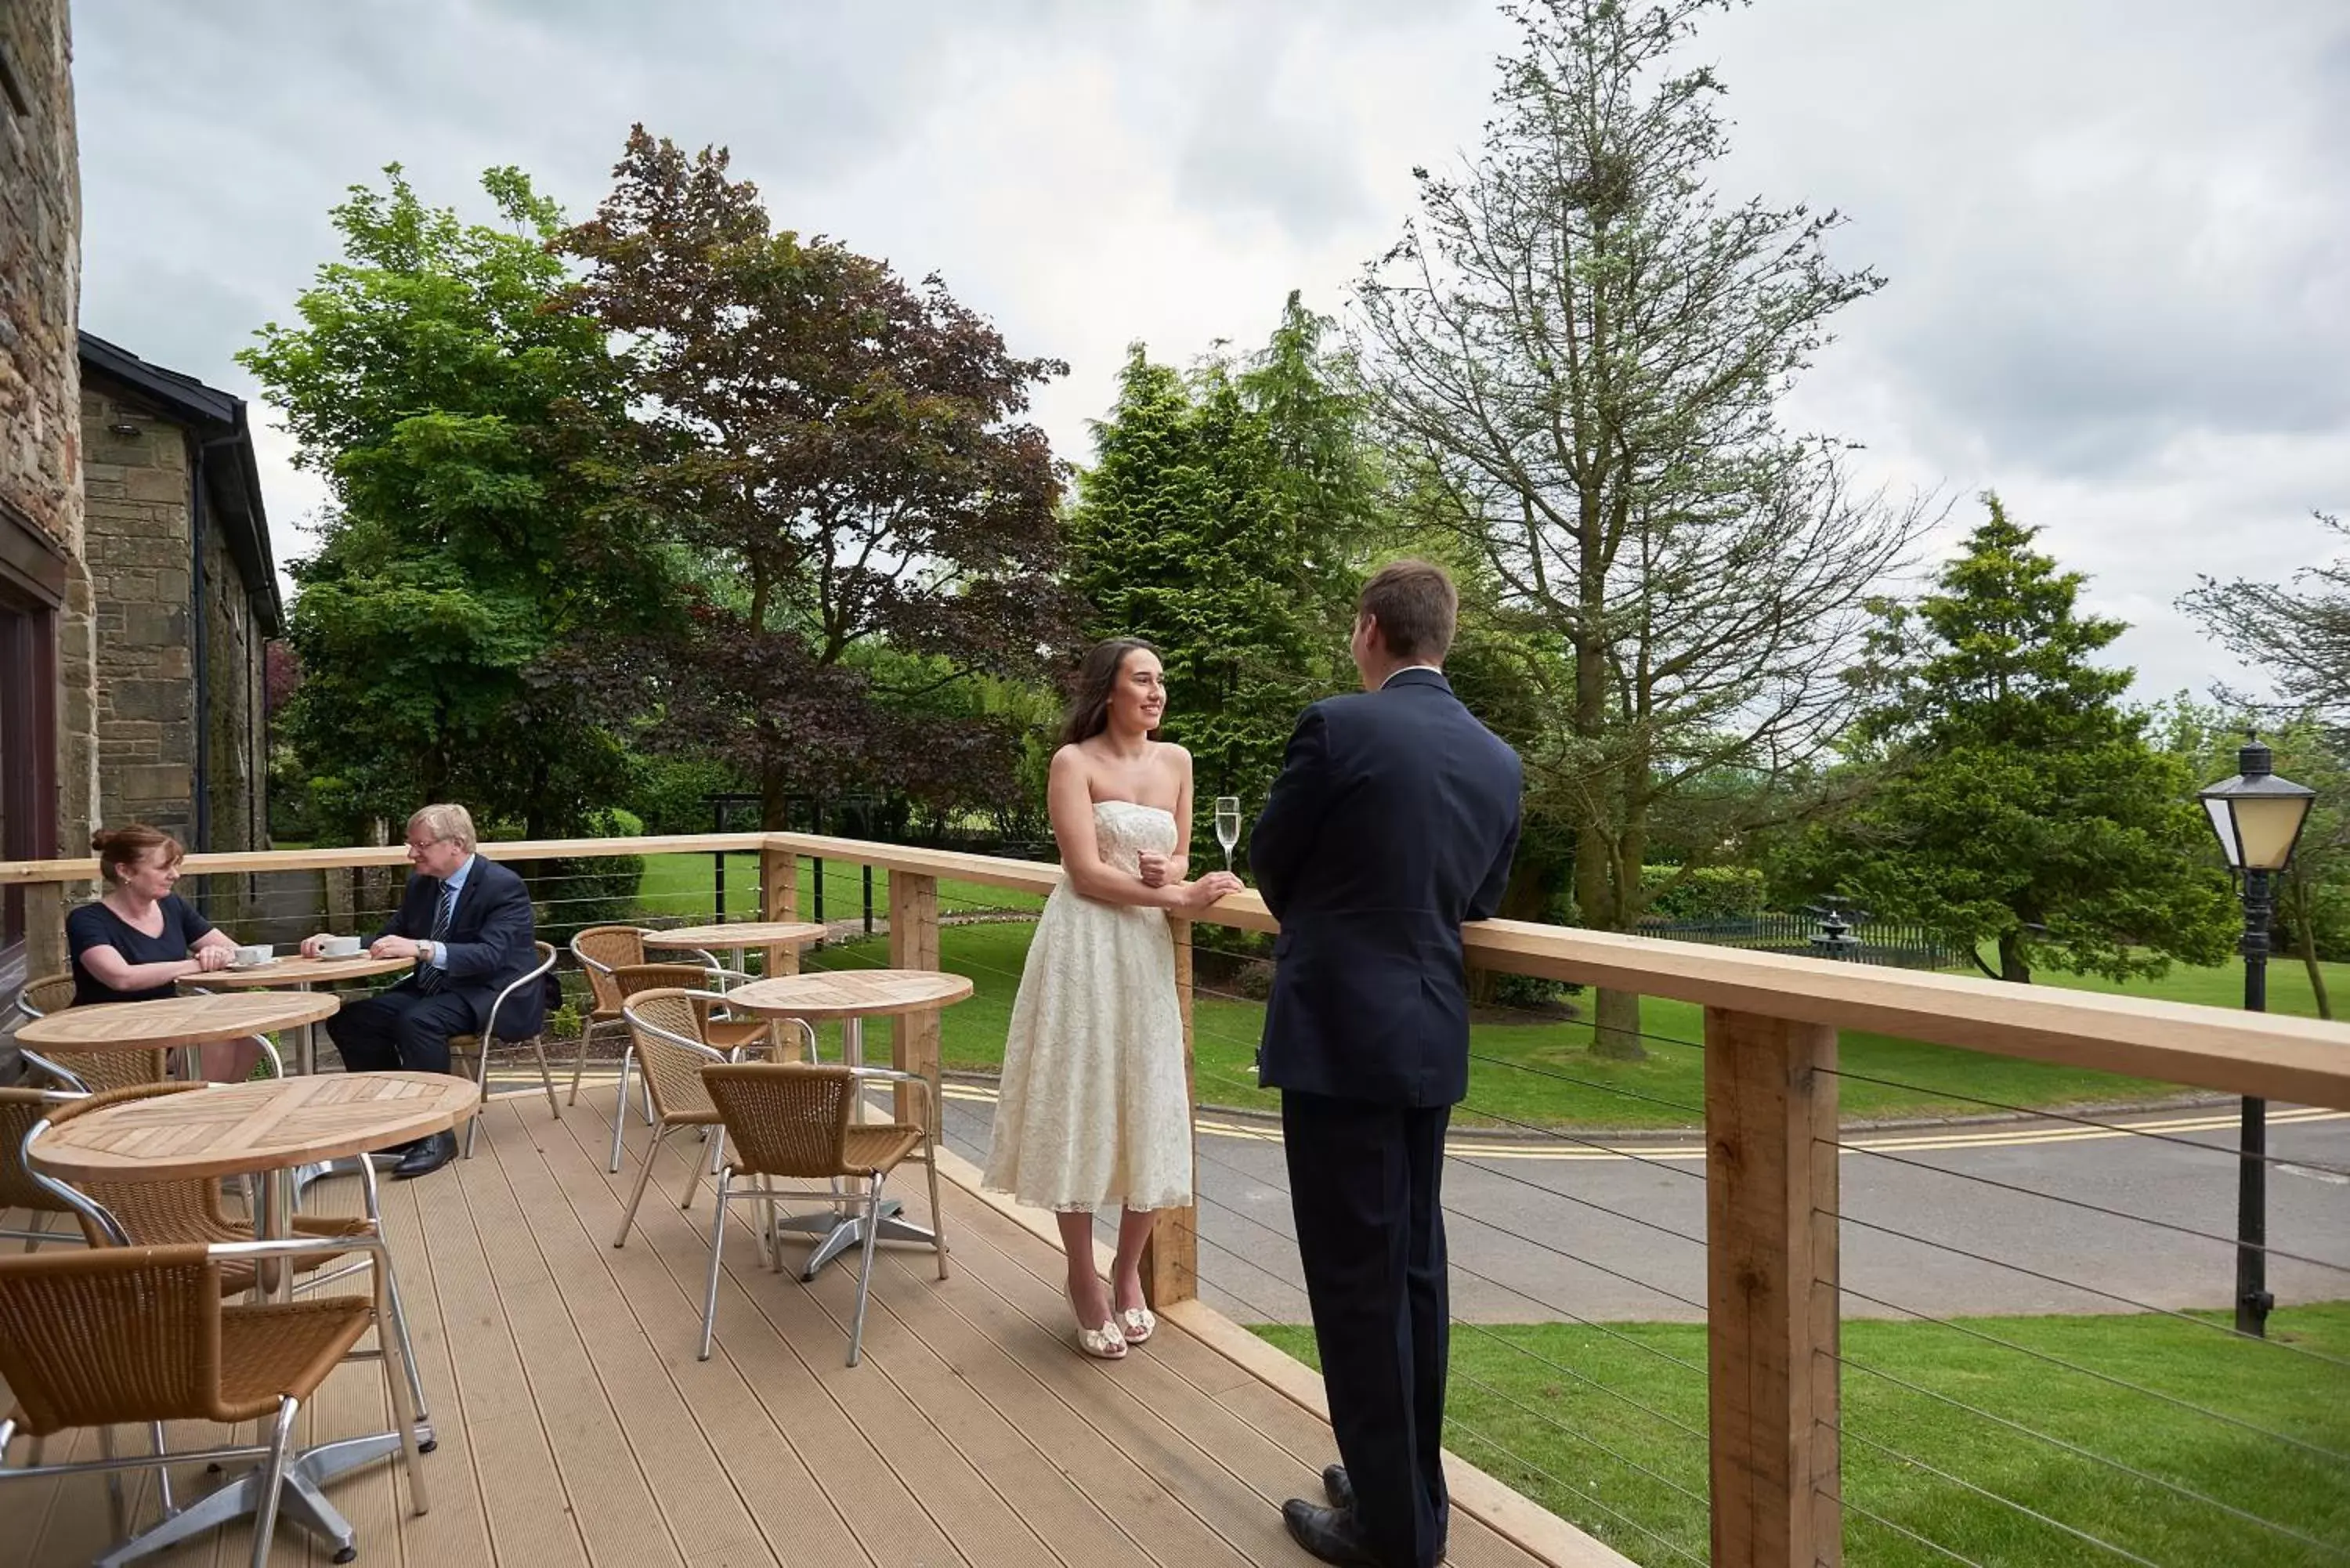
[418,941,436,965]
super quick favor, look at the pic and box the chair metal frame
[0,1234,428,1568]
[564,924,649,1107]
[0,1088,85,1249]
[606,967,813,1174]
[609,993,738,1252]
[696,1060,947,1367]
[449,940,562,1158]
[17,1090,436,1436]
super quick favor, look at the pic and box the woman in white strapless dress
[983,639,1242,1360]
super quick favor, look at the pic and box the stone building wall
[0,0,96,990]
[81,382,198,840]
[201,483,266,853]
[80,380,272,858]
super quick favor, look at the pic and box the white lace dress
[982,800,1195,1212]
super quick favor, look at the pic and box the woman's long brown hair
[1058,638,1160,748]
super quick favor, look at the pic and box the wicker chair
[0,1240,428,1568]
[0,1087,83,1249]
[609,991,735,1252]
[29,1085,432,1425]
[13,971,169,1094]
[605,965,811,1174]
[566,924,647,1107]
[447,941,562,1158]
[698,1060,946,1366]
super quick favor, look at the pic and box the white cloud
[69,0,2348,702]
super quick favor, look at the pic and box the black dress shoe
[391,1130,457,1180]
[1324,1464,1355,1513]
[1281,1500,1379,1566]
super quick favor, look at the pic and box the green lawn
[1256,1305,2350,1568]
[801,920,2328,1128]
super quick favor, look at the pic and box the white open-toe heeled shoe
[1071,1293,1127,1360]
[1117,1305,1156,1346]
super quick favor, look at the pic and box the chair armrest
[206,1234,376,1265]
[479,944,560,1042]
[620,999,733,1065]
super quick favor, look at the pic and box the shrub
[1643,864,1766,923]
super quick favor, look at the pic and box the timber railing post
[1144,916,1201,1309]
[761,841,801,978]
[888,870,941,1129]
[1705,1005,1841,1568]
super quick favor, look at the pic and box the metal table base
[770,1198,934,1281]
[93,1424,430,1568]
[760,1015,938,1280]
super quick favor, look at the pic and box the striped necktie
[417,881,457,992]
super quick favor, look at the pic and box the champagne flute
[1214,797,1242,873]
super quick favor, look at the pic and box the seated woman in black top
[67,824,256,1080]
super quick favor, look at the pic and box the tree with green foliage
[1788,500,2234,984]
[1351,0,1931,1055]
[555,128,1072,830]
[241,165,663,840]
[1067,294,1371,816]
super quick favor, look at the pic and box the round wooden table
[182,952,414,1074]
[722,969,972,1280]
[645,919,829,980]
[14,990,338,1086]
[27,1071,475,1563]
[28,1069,477,1184]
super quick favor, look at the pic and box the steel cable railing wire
[1180,1130,1714,1419]
[915,895,2350,1472]
[1830,1135,2350,1275]
[680,877,2333,1560]
[1824,1200,2350,1372]
[1833,1349,2350,1559]
[1831,1277,2350,1466]
[1820,1064,2350,1177]
[899,919,1723,1451]
[1181,1221,1710,1568]
[1841,1497,1993,1568]
[1838,1425,2168,1568]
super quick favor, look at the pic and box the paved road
[937,1087,2350,1326]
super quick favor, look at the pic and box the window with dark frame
[0,499,65,999]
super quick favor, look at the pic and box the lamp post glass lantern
[2198,737,2317,1339]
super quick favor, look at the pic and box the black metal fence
[1636,911,1962,971]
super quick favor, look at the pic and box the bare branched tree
[1352,0,1934,1057]
[2180,511,2350,718]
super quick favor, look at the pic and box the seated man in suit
[302,802,543,1179]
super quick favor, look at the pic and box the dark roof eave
[79,330,281,634]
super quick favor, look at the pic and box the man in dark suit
[302,802,544,1179]
[1250,561,1522,1568]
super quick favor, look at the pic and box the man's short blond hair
[408,803,478,852]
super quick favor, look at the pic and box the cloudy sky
[69,0,2349,701]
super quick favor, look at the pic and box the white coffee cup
[320,934,363,958]
[231,943,273,968]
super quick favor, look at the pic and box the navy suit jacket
[1251,669,1523,1107]
[373,856,545,1038]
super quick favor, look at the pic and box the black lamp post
[2198,737,2317,1338]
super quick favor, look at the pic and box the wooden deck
[3,1083,1583,1568]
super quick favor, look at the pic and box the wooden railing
[9,830,2350,1568]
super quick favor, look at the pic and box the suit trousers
[1282,1090,1452,1568]
[327,982,474,1077]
